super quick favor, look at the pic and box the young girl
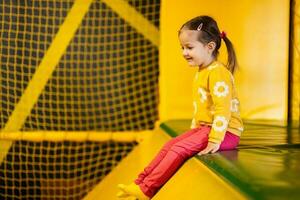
[117,15,244,200]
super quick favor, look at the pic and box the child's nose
[182,49,188,56]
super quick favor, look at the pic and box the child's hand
[198,142,220,155]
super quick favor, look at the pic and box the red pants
[134,125,240,198]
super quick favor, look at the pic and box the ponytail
[222,36,238,74]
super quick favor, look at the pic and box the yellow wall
[292,0,300,127]
[159,0,290,123]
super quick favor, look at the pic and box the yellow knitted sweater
[191,61,244,144]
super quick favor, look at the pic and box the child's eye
[181,46,193,50]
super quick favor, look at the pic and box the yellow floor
[84,128,245,200]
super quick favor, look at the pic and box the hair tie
[220,31,226,39]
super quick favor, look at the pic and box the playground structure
[0,0,299,199]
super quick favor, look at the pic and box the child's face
[179,30,212,67]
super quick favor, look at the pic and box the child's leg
[136,129,240,198]
[135,127,202,184]
[138,126,211,198]
[219,132,240,150]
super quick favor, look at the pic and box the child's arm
[207,66,233,144]
[198,67,232,155]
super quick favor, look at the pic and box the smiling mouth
[185,57,193,61]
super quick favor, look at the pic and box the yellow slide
[84,128,245,200]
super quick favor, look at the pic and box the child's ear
[207,41,216,52]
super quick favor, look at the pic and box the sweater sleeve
[208,66,233,143]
